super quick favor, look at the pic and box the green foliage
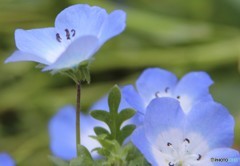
[91,135,149,166]
[69,145,94,166]
[91,85,136,145]
[58,60,92,84]
[50,145,94,166]
[89,85,149,165]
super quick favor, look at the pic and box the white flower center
[165,138,201,166]
[152,129,209,166]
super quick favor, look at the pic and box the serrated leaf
[48,156,69,166]
[91,85,137,146]
[90,110,110,124]
[128,156,149,166]
[118,108,135,126]
[90,135,116,149]
[120,125,136,144]
[94,127,110,136]
[77,145,93,161]
[69,145,93,166]
[93,147,110,157]
[108,85,121,114]
[70,158,92,166]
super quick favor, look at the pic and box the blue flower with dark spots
[122,68,213,116]
[132,98,240,166]
[5,4,126,72]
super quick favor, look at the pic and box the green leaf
[91,85,137,145]
[118,108,136,126]
[128,156,150,166]
[69,145,93,166]
[126,143,151,166]
[48,156,69,166]
[77,145,93,161]
[90,110,110,124]
[94,127,110,136]
[120,125,136,144]
[56,60,91,84]
[108,85,121,114]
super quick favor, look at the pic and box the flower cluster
[49,68,240,165]
[4,2,240,166]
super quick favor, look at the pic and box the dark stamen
[155,91,160,98]
[56,33,62,42]
[177,96,180,99]
[65,29,70,39]
[184,138,190,144]
[167,142,172,146]
[71,29,76,37]
[165,87,169,93]
[197,154,202,161]
[168,162,174,166]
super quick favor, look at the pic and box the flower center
[154,88,193,113]
[56,28,76,42]
[155,87,180,100]
[164,138,202,166]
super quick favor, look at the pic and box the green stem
[76,81,81,156]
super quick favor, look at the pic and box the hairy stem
[76,81,81,156]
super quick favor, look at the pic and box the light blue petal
[205,148,240,166]
[99,10,126,44]
[0,153,15,166]
[173,71,213,112]
[55,4,108,38]
[5,50,49,65]
[131,127,165,166]
[136,68,178,107]
[49,105,101,160]
[144,98,185,145]
[43,36,99,71]
[121,85,145,114]
[185,101,234,149]
[14,28,63,64]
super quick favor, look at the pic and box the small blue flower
[122,68,213,115]
[132,98,240,166]
[49,105,105,160]
[5,4,126,72]
[0,153,15,166]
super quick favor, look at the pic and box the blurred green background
[0,0,240,165]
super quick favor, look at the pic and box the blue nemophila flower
[122,68,213,115]
[132,98,240,166]
[0,153,15,166]
[5,4,126,72]
[49,105,104,160]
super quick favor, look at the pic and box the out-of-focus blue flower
[49,105,105,160]
[0,153,15,166]
[122,68,213,115]
[5,4,126,72]
[132,98,240,166]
